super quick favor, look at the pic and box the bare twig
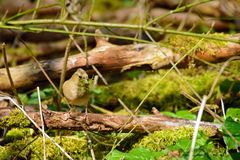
[90,104,113,114]
[181,91,223,122]
[1,43,22,105]
[91,65,108,85]
[82,131,96,160]
[59,35,73,94]
[37,87,46,160]
[32,0,41,20]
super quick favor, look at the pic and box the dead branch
[0,38,177,91]
[0,34,240,91]
[0,107,220,134]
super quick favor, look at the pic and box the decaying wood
[93,7,231,31]
[0,37,178,91]
[150,8,231,31]
[150,0,222,17]
[0,0,60,16]
[0,29,67,43]
[0,35,95,67]
[0,107,220,134]
[0,34,240,91]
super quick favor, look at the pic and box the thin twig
[1,43,22,105]
[90,104,113,114]
[59,31,73,93]
[32,0,41,20]
[58,29,73,105]
[91,65,108,85]
[13,136,39,160]
[2,21,239,44]
[181,91,223,122]
[37,87,46,160]
[118,98,150,134]
[82,131,96,160]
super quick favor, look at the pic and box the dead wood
[0,37,178,91]
[0,29,68,43]
[0,34,240,91]
[150,0,221,17]
[150,8,231,31]
[0,0,60,17]
[0,107,220,134]
[0,35,96,67]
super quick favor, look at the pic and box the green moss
[133,126,214,152]
[0,136,89,160]
[164,33,228,55]
[0,132,140,160]
[226,61,240,78]
[93,69,220,111]
[5,128,34,142]
[0,109,30,128]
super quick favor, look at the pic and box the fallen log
[0,107,220,135]
[0,34,178,91]
[0,33,240,91]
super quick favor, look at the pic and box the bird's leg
[84,103,90,125]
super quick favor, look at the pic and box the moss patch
[92,69,220,111]
[133,126,215,152]
[0,109,30,128]
[0,136,89,160]
[164,33,228,55]
[5,128,34,143]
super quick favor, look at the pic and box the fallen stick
[0,107,220,135]
[0,34,240,91]
[0,35,178,91]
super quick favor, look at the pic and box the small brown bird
[62,68,89,106]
